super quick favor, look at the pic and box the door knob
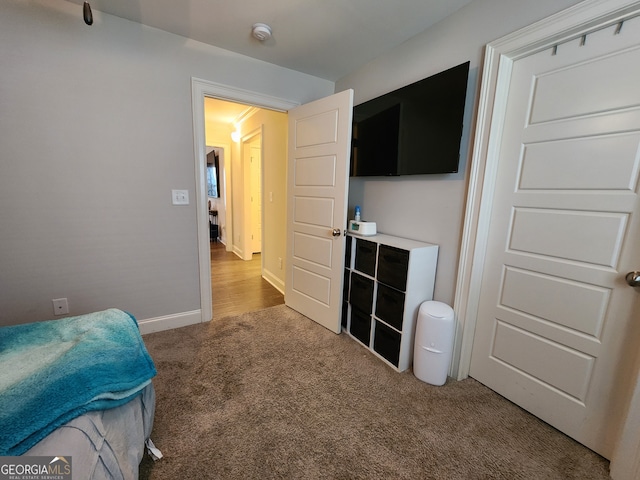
[626,271,640,287]
[332,228,342,237]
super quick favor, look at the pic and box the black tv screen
[351,61,470,176]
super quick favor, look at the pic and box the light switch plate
[172,189,189,205]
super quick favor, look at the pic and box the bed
[0,309,158,479]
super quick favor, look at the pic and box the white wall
[337,0,583,306]
[0,0,333,325]
[0,0,586,326]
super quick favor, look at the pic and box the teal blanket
[0,309,156,455]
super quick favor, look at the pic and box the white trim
[451,48,513,380]
[263,267,285,294]
[487,0,640,59]
[232,244,244,259]
[138,310,201,335]
[235,107,261,125]
[453,0,640,474]
[192,79,213,324]
[192,78,299,112]
[191,78,299,324]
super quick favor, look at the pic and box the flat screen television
[351,61,470,176]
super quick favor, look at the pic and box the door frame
[191,78,298,323]
[453,0,640,476]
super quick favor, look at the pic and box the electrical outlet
[278,257,283,269]
[52,298,69,315]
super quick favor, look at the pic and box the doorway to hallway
[210,241,284,320]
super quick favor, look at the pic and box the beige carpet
[139,305,609,479]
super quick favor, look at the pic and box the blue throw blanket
[0,309,156,456]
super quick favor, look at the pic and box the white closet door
[470,17,640,459]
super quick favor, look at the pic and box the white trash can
[413,301,455,386]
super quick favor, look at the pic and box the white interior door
[285,89,354,333]
[250,137,262,254]
[241,129,263,260]
[469,18,640,459]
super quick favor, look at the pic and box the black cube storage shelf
[343,233,439,372]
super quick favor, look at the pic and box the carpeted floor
[139,305,609,479]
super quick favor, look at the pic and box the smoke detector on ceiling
[252,23,272,42]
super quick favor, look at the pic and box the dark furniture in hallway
[209,210,218,242]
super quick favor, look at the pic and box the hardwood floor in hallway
[210,241,284,320]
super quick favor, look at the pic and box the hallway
[210,242,284,320]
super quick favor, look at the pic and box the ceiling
[204,97,255,130]
[67,0,473,82]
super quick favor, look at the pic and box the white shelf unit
[342,233,439,372]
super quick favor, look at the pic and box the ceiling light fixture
[252,23,272,42]
[231,127,241,143]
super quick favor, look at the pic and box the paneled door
[469,18,640,458]
[285,90,354,333]
[250,136,262,254]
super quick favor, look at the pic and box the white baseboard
[263,268,284,294]
[138,309,204,335]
